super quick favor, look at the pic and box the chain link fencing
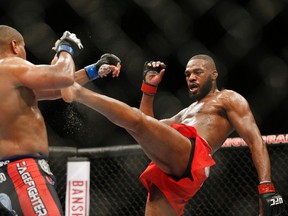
[49,135,288,216]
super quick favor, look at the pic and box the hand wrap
[258,182,284,216]
[84,53,121,81]
[141,61,164,95]
[53,31,83,57]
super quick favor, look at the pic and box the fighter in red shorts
[140,124,215,216]
[60,56,284,216]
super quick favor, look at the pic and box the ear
[10,40,19,54]
[211,70,218,80]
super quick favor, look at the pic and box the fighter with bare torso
[0,25,121,215]
[60,55,284,215]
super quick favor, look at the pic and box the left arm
[224,91,284,216]
[35,54,121,100]
[224,92,270,181]
[139,61,166,117]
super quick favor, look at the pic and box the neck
[194,86,219,102]
[210,85,219,94]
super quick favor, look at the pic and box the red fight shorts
[139,124,216,216]
[0,154,63,216]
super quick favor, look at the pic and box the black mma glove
[84,53,121,81]
[95,53,121,69]
[258,182,284,216]
[141,61,166,95]
[53,31,83,57]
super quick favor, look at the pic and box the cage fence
[49,134,288,216]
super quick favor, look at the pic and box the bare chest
[179,99,226,126]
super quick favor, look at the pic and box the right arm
[139,61,165,117]
[139,93,183,126]
[139,93,155,117]
[69,53,122,86]
[6,51,75,90]
[139,61,186,125]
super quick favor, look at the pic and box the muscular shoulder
[217,89,242,98]
[1,56,22,64]
[0,57,31,69]
[217,89,249,110]
[0,57,33,82]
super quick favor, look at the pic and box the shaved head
[0,25,23,55]
[189,54,217,71]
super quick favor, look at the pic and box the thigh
[127,115,192,177]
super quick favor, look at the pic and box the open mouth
[189,84,199,93]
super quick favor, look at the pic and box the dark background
[1,0,288,148]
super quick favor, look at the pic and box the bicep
[225,94,262,146]
[7,58,54,89]
[18,63,62,90]
[6,55,74,91]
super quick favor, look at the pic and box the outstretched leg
[62,83,192,177]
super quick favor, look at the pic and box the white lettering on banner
[222,137,247,147]
[263,134,288,144]
[221,134,288,147]
[16,161,48,215]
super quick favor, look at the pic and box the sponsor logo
[0,160,10,167]
[68,180,89,216]
[16,161,48,215]
[270,197,284,206]
[204,167,210,178]
[45,176,55,186]
[38,159,53,176]
[0,173,6,183]
[222,134,288,147]
[0,193,14,212]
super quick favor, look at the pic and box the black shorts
[0,154,63,216]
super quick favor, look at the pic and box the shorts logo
[45,176,55,186]
[38,160,53,176]
[204,167,210,178]
[0,160,10,167]
[16,161,48,215]
[0,173,6,183]
[0,193,17,214]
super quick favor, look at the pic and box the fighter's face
[184,59,214,101]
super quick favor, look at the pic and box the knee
[131,107,145,124]
[129,107,150,131]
